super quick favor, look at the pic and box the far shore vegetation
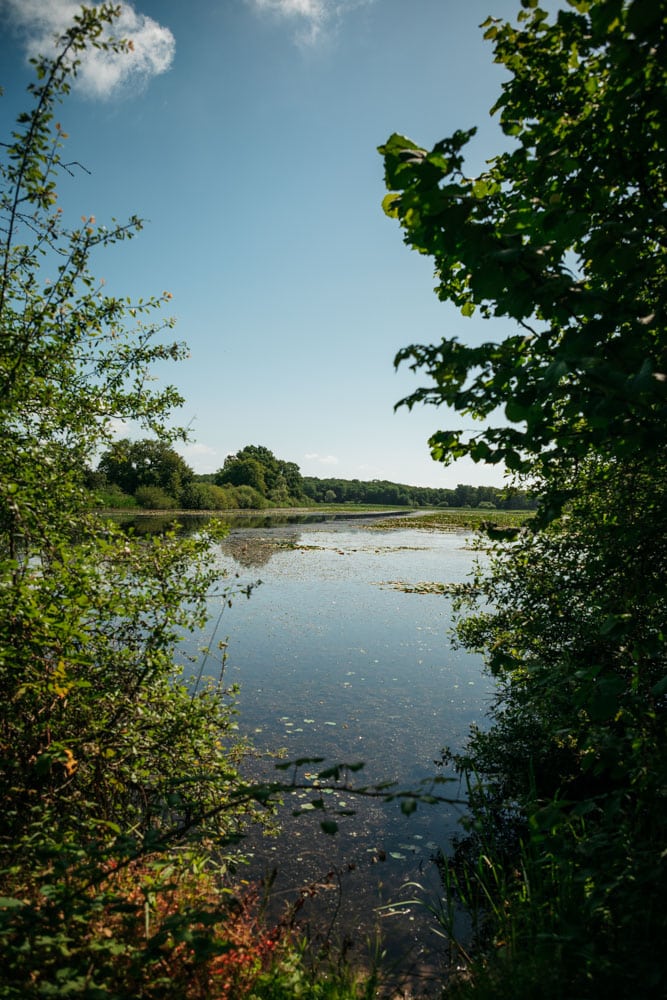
[89,439,537,515]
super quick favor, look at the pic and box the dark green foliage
[0,9,262,995]
[445,459,667,996]
[229,483,270,509]
[301,477,535,509]
[380,0,667,483]
[180,481,235,510]
[98,437,194,502]
[215,445,306,506]
[134,484,179,508]
[381,0,667,994]
[219,455,268,494]
[95,483,139,509]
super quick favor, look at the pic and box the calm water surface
[183,516,494,986]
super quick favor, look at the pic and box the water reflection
[106,513,211,536]
[220,534,304,568]
[107,511,488,986]
[184,521,492,983]
[106,509,416,535]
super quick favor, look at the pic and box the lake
[179,513,494,990]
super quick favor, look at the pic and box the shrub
[0,13,268,998]
[180,482,234,510]
[135,485,179,509]
[229,485,269,509]
[95,483,139,508]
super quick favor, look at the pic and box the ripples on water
[179,516,493,990]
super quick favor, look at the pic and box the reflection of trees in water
[106,515,311,566]
[109,515,210,537]
[221,534,302,568]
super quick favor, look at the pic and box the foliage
[94,483,139,509]
[381,0,667,995]
[380,0,666,487]
[0,8,272,996]
[135,484,179,509]
[1,854,353,1000]
[0,16,186,555]
[98,437,194,502]
[229,484,268,509]
[442,458,667,996]
[218,455,268,494]
[301,477,536,510]
[216,445,306,506]
[180,481,236,511]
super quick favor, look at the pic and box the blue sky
[0,0,527,488]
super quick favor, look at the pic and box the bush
[229,485,269,509]
[0,15,270,997]
[135,485,178,509]
[94,484,139,508]
[448,460,667,997]
[180,482,234,510]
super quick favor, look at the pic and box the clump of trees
[92,441,307,510]
[0,11,302,996]
[381,0,666,995]
[97,438,193,504]
[214,444,306,507]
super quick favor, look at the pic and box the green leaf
[381,192,401,218]
[0,897,25,909]
[651,676,667,697]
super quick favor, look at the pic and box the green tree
[278,459,305,502]
[215,445,305,505]
[0,9,264,994]
[216,455,268,494]
[381,1,667,995]
[98,437,193,501]
[380,0,666,495]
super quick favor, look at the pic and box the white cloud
[105,417,131,438]
[305,452,339,465]
[249,0,370,46]
[175,441,220,473]
[1,0,175,99]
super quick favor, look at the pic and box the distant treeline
[90,439,536,511]
[301,476,537,510]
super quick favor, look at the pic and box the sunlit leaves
[381,0,667,481]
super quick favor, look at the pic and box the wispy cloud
[1,0,175,99]
[249,0,370,46]
[305,452,339,465]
